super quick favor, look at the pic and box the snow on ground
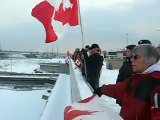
[0,58,62,120]
[0,58,66,73]
[0,89,52,120]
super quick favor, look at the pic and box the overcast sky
[0,0,160,53]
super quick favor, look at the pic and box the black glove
[94,87,102,97]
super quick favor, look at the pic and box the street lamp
[125,34,129,46]
[156,29,160,48]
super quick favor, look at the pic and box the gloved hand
[94,87,102,97]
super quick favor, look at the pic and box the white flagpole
[77,0,93,91]
[77,0,84,48]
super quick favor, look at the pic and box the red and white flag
[54,0,79,26]
[65,50,72,66]
[32,1,57,43]
[67,50,72,59]
[31,0,79,43]
[74,58,81,67]
[64,94,123,120]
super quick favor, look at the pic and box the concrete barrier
[39,74,71,120]
[69,59,93,102]
[40,63,69,74]
[106,58,123,69]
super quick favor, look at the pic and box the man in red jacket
[94,45,160,120]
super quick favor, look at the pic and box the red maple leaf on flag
[64,95,100,120]
[54,2,72,25]
[54,0,79,26]
[64,106,97,120]
[31,0,79,43]
[67,50,72,58]
[74,58,81,69]
[31,1,58,43]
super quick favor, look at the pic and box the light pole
[156,29,160,47]
[125,34,129,46]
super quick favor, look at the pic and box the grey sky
[0,0,160,53]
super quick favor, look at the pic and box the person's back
[87,52,103,77]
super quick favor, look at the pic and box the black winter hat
[90,44,99,49]
[126,45,136,50]
[138,39,152,45]
[85,45,90,49]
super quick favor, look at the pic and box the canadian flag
[65,51,72,66]
[64,94,123,120]
[66,50,72,59]
[54,0,79,26]
[31,0,79,43]
[74,58,81,67]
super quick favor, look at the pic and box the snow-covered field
[0,58,66,73]
[0,58,64,120]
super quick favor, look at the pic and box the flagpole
[77,0,84,48]
[77,0,93,92]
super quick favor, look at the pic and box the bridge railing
[39,74,71,120]
[69,59,93,102]
[39,59,92,120]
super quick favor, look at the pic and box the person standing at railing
[81,43,104,90]
[80,45,90,78]
[94,45,160,120]
[116,44,136,106]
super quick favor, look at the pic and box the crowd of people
[71,39,160,120]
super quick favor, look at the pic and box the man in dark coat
[82,44,104,90]
[81,45,90,78]
[116,44,136,105]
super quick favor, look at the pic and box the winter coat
[82,52,103,90]
[116,57,133,105]
[83,52,103,79]
[116,57,133,83]
[100,63,160,120]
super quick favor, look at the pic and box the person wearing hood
[94,45,160,120]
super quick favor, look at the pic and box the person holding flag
[94,45,160,120]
